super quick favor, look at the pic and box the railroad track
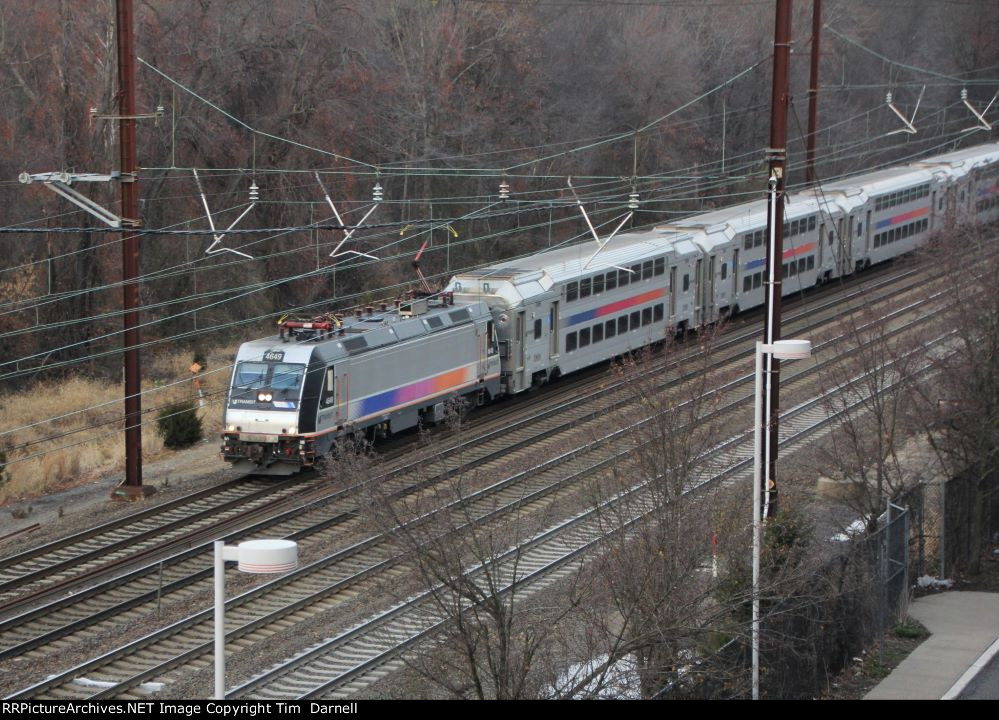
[229,331,958,700]
[4,271,951,700]
[0,475,316,610]
[0,261,938,672]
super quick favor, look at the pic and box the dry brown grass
[0,344,237,505]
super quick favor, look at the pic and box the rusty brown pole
[806,0,822,185]
[114,0,152,500]
[762,0,792,519]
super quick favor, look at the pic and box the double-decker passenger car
[223,142,999,474]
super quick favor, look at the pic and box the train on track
[222,142,999,474]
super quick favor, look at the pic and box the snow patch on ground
[548,654,641,699]
[830,518,867,542]
[916,575,954,590]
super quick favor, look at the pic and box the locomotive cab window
[682,274,690,292]
[271,364,305,391]
[235,362,268,389]
[534,318,542,340]
[322,368,336,405]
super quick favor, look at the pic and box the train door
[841,216,854,276]
[515,311,526,390]
[732,249,739,298]
[705,255,716,323]
[323,366,341,426]
[865,210,872,254]
[818,222,825,267]
[476,323,487,381]
[693,258,703,326]
[669,266,677,319]
[549,301,559,358]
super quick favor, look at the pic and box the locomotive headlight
[288,426,298,435]
[257,392,273,402]
[227,424,237,432]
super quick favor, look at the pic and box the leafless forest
[0,0,996,379]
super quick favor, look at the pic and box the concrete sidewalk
[865,591,999,700]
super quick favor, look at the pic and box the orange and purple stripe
[875,206,929,230]
[745,242,816,271]
[357,364,477,417]
[565,288,667,327]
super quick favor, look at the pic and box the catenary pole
[806,0,822,185]
[114,0,152,500]
[762,0,792,520]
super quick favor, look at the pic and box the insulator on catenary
[499,180,510,201]
[249,181,260,202]
[373,182,383,203]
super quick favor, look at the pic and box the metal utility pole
[761,0,792,519]
[806,0,822,184]
[114,0,152,500]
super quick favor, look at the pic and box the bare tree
[560,330,754,698]
[359,401,586,699]
[812,293,929,532]
[909,227,999,574]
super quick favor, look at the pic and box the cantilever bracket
[961,89,996,132]
[314,171,380,263]
[18,171,125,227]
[193,168,255,259]
[567,177,634,271]
[884,86,925,136]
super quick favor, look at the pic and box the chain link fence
[900,470,999,580]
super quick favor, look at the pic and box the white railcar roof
[821,165,935,197]
[454,228,701,285]
[912,142,999,177]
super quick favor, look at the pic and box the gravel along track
[0,475,315,610]
[0,263,943,686]
[230,330,957,699]
[3,277,953,700]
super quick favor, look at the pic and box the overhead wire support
[193,168,257,259]
[566,177,633,272]
[884,87,925,136]
[961,88,997,132]
[314,171,381,262]
[18,172,125,228]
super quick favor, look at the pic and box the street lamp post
[214,539,298,699]
[753,339,811,700]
